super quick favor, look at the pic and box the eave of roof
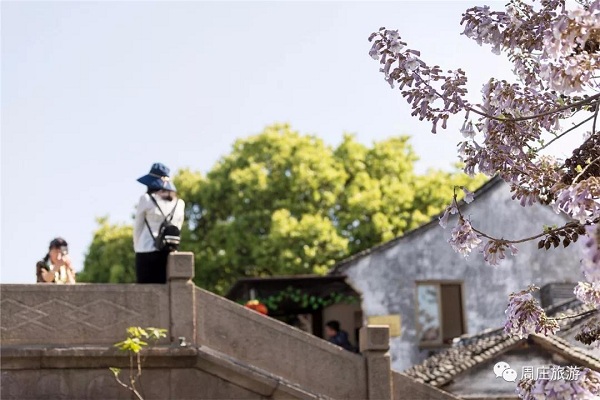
[225,274,352,300]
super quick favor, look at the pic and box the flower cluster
[462,0,600,94]
[439,193,521,266]
[504,286,559,338]
[516,368,600,400]
[482,240,519,266]
[541,1,600,94]
[368,28,470,134]
[574,281,600,309]
[448,217,482,257]
[459,78,571,209]
[462,187,475,203]
[553,178,600,224]
[438,204,458,229]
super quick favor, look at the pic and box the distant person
[133,162,185,284]
[325,320,356,352]
[36,237,76,284]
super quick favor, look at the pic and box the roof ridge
[329,174,574,275]
[530,334,600,370]
[329,176,504,275]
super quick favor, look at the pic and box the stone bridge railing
[0,253,198,348]
[1,253,457,400]
[1,279,170,346]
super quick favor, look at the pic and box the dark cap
[49,237,68,249]
[137,162,177,192]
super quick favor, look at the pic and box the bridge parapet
[0,253,410,399]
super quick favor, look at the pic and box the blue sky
[1,1,580,283]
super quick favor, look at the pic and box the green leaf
[145,327,167,340]
[127,327,147,339]
[114,337,148,354]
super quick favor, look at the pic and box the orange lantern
[255,303,268,315]
[245,300,268,315]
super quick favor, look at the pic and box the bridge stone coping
[1,253,406,399]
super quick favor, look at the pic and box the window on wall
[416,281,466,346]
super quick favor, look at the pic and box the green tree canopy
[80,124,486,294]
[77,217,136,283]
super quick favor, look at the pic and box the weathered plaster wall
[342,181,582,371]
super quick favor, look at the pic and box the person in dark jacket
[325,320,356,352]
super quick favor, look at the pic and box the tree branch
[467,93,600,122]
[593,101,599,136]
[452,190,596,245]
[573,155,600,184]
[537,114,595,151]
[407,64,600,124]
[552,309,598,321]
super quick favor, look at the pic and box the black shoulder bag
[144,196,181,252]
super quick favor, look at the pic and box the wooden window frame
[415,280,467,348]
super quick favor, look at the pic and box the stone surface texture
[0,284,169,346]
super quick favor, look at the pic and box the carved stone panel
[0,284,169,345]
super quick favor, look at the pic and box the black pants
[136,251,169,284]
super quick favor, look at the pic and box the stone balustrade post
[167,252,196,346]
[360,325,392,400]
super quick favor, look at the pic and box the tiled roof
[404,299,599,387]
[404,330,521,386]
